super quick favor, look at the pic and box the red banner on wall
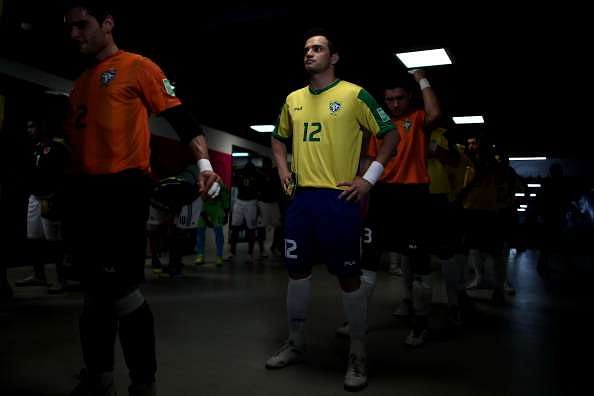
[209,149,232,188]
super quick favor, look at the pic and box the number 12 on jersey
[303,122,322,142]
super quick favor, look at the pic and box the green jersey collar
[308,79,341,95]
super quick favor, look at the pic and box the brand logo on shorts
[329,101,342,115]
[293,106,303,111]
[100,69,117,86]
[344,260,356,266]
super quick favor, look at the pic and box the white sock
[360,270,377,298]
[454,254,468,291]
[484,253,496,287]
[342,286,368,341]
[350,337,366,358]
[412,274,433,316]
[468,249,482,282]
[287,275,312,348]
[400,255,413,300]
[440,258,459,307]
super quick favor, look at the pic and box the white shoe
[344,352,368,391]
[265,340,305,369]
[504,280,516,295]
[466,277,482,290]
[404,328,428,347]
[392,298,413,317]
[335,321,351,337]
[388,262,402,276]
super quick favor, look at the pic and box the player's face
[25,120,38,138]
[467,138,479,153]
[65,7,109,56]
[384,88,411,117]
[303,36,336,74]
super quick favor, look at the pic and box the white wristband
[362,161,384,185]
[197,159,213,173]
[419,78,431,90]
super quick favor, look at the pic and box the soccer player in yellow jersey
[462,134,525,303]
[426,128,472,326]
[266,28,396,391]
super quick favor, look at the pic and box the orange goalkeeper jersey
[68,50,181,175]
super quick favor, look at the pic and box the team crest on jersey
[329,101,342,115]
[43,146,51,155]
[403,120,413,130]
[100,69,117,86]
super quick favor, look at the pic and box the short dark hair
[383,74,417,95]
[63,0,114,23]
[303,27,339,54]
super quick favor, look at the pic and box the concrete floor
[1,247,592,395]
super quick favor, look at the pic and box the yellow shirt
[427,128,451,195]
[273,80,394,189]
[447,144,473,201]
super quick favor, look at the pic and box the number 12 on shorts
[285,239,298,259]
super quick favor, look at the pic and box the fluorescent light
[517,208,526,212]
[530,193,537,197]
[396,48,452,68]
[515,193,525,197]
[232,152,249,157]
[528,183,542,188]
[250,125,275,133]
[520,205,528,208]
[509,157,547,161]
[452,116,485,124]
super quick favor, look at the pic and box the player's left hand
[409,68,427,82]
[198,170,222,199]
[336,177,373,202]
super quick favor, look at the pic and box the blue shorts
[284,188,361,278]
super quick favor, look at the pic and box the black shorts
[63,169,151,297]
[364,183,430,254]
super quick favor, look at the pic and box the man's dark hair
[303,27,339,54]
[63,0,114,23]
[383,74,417,95]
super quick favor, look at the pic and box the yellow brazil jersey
[273,80,394,189]
[427,128,451,196]
[447,144,472,201]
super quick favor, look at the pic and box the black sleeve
[160,104,204,144]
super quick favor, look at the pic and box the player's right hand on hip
[337,176,372,202]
